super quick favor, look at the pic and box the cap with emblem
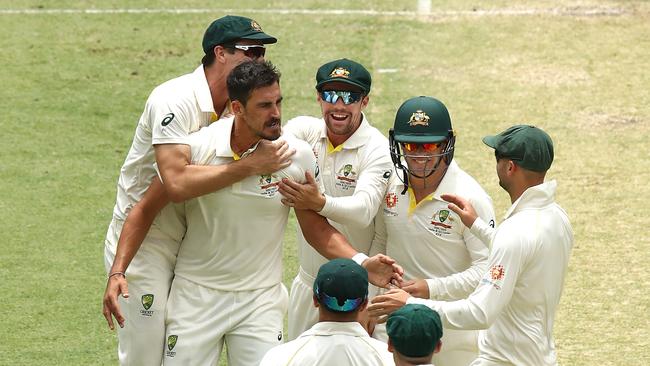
[315,58,372,94]
[392,96,453,143]
[483,125,554,172]
[313,258,368,313]
[387,304,443,358]
[202,15,277,54]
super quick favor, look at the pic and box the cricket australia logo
[258,174,280,197]
[431,209,452,228]
[166,335,178,357]
[409,110,430,126]
[330,67,350,78]
[140,294,154,316]
[251,20,262,31]
[335,164,357,191]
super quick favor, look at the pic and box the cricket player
[101,15,290,366]
[260,259,394,366]
[160,60,401,366]
[369,125,574,366]
[278,58,394,340]
[371,96,494,366]
[386,304,443,366]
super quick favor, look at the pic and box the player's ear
[312,295,319,308]
[387,338,394,352]
[360,95,370,109]
[214,45,227,64]
[231,100,244,115]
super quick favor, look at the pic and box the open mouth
[330,113,349,121]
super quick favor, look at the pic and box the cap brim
[316,79,368,93]
[240,32,277,44]
[482,135,499,149]
[394,134,448,144]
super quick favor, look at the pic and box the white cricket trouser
[163,277,288,366]
[287,267,319,341]
[103,217,180,366]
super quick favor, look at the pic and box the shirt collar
[212,116,236,158]
[300,321,370,338]
[321,113,373,153]
[397,161,461,215]
[504,180,557,219]
[191,65,216,116]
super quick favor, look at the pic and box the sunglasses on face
[232,44,266,59]
[402,142,443,153]
[320,90,363,105]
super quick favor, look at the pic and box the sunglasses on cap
[402,142,443,153]
[231,44,266,59]
[316,288,364,312]
[320,90,363,105]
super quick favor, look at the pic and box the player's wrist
[352,253,369,266]
[108,271,126,280]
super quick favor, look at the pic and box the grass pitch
[1,1,649,365]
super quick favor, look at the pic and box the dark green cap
[313,258,368,313]
[202,15,277,54]
[393,96,453,143]
[387,304,443,358]
[315,58,372,94]
[483,125,554,172]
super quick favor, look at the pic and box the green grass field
[1,1,649,365]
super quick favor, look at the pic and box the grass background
[1,1,649,365]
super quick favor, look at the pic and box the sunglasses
[402,142,443,153]
[232,44,266,59]
[320,90,363,105]
[315,287,364,312]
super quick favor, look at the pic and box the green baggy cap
[315,58,372,94]
[393,96,453,143]
[202,15,277,54]
[387,304,443,358]
[313,258,368,313]
[483,125,554,172]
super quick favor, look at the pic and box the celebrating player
[278,58,394,340]
[370,96,495,366]
[370,125,574,366]
[101,15,290,366]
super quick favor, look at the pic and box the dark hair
[201,45,235,67]
[227,60,281,105]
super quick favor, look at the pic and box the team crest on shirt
[330,67,350,79]
[335,164,357,190]
[258,174,281,197]
[481,265,505,290]
[166,335,178,357]
[427,209,453,236]
[383,192,399,216]
[140,294,154,316]
[409,110,430,126]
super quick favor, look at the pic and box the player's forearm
[295,209,358,259]
[319,191,379,227]
[161,161,255,202]
[470,218,497,248]
[109,206,157,273]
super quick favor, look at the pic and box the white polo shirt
[409,181,574,366]
[174,117,318,291]
[373,161,494,300]
[260,322,395,366]
[111,65,220,242]
[284,114,393,278]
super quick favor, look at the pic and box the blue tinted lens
[321,91,362,105]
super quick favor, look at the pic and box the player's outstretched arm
[295,209,403,287]
[102,176,170,330]
[154,140,295,202]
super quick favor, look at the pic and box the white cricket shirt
[260,322,395,366]
[174,117,317,291]
[111,65,219,241]
[284,114,393,278]
[410,180,574,366]
[373,161,494,301]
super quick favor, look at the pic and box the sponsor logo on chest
[258,174,281,197]
[427,209,454,236]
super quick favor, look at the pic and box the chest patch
[258,174,281,197]
[427,209,454,236]
[335,163,357,190]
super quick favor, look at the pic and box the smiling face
[403,142,447,179]
[237,81,283,141]
[317,81,369,145]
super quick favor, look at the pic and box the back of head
[482,124,554,173]
[387,304,443,361]
[313,258,368,314]
[226,60,281,105]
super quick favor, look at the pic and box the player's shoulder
[147,71,195,106]
[283,133,314,155]
[284,115,323,136]
[449,161,491,199]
